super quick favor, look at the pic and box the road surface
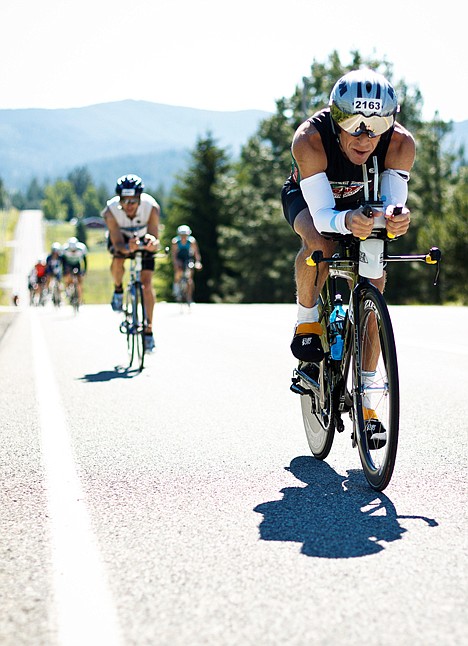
[0,212,466,646]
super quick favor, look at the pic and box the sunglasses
[331,103,394,138]
[339,114,394,138]
[120,198,139,205]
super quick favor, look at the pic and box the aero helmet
[51,242,62,252]
[116,174,144,197]
[177,225,192,236]
[329,69,398,138]
[68,237,78,250]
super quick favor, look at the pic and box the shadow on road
[254,456,438,558]
[78,366,142,382]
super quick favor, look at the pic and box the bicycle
[66,268,81,314]
[49,275,62,308]
[290,202,441,491]
[175,259,200,307]
[29,281,45,307]
[119,243,168,372]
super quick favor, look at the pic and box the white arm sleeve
[380,169,410,209]
[299,172,351,235]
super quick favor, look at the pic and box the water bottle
[359,238,384,279]
[329,294,346,360]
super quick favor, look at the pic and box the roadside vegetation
[0,209,20,305]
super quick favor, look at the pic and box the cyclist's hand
[142,234,159,252]
[345,208,381,239]
[128,237,140,252]
[385,204,411,237]
[194,261,202,270]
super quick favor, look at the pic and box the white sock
[362,371,377,409]
[362,370,377,385]
[297,302,319,324]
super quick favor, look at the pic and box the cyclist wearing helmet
[45,242,63,287]
[62,236,88,304]
[282,68,414,364]
[282,68,414,440]
[102,174,161,352]
[171,225,202,303]
[29,258,47,304]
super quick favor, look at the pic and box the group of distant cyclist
[28,237,88,307]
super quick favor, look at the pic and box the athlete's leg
[141,269,155,331]
[293,208,336,308]
[110,256,125,290]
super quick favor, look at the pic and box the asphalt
[0,308,16,344]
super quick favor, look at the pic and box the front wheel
[69,281,79,313]
[52,280,62,307]
[125,283,146,371]
[133,283,146,371]
[354,286,399,491]
[178,276,190,305]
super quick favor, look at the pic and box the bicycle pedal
[290,380,309,395]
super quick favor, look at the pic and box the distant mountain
[0,101,465,193]
[0,100,272,191]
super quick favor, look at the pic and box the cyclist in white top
[102,174,161,353]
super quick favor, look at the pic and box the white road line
[30,310,122,646]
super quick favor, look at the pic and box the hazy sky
[2,0,466,122]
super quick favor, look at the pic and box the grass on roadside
[0,209,20,305]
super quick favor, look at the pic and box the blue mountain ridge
[0,100,271,191]
[0,100,465,192]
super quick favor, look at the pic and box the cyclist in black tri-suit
[281,69,414,427]
[45,242,63,290]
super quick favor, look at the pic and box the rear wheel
[354,286,399,490]
[300,359,335,460]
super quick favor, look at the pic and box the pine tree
[164,133,230,302]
